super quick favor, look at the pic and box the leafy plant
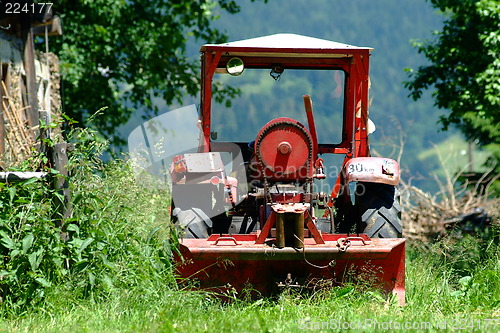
[405,0,500,174]
[0,178,65,311]
[45,0,266,144]
[0,124,176,314]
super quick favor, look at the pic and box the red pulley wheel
[254,117,314,181]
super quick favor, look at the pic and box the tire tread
[356,183,402,238]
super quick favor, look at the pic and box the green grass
[2,235,499,333]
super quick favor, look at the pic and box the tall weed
[0,126,175,314]
[406,230,500,312]
[0,179,65,312]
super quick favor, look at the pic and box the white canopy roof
[201,33,373,56]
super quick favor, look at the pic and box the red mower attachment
[176,232,405,305]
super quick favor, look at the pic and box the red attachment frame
[176,233,405,305]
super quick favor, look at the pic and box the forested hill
[209,0,446,190]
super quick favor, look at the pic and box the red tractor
[170,34,405,304]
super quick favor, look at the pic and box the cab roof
[200,33,373,58]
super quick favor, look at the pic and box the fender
[344,157,400,186]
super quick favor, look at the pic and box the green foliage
[65,139,176,301]
[46,1,263,143]
[405,0,500,151]
[406,231,500,311]
[0,126,174,314]
[0,179,65,311]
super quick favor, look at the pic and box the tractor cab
[200,33,370,157]
[170,34,405,304]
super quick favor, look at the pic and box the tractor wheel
[172,207,213,238]
[355,182,402,238]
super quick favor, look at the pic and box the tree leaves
[405,0,500,148]
[47,1,251,145]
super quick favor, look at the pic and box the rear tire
[355,182,402,238]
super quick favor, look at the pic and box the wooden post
[0,64,10,159]
[0,80,5,158]
[21,5,40,145]
[468,140,475,173]
[51,143,72,230]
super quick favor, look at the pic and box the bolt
[278,141,292,154]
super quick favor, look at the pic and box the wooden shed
[0,0,62,167]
